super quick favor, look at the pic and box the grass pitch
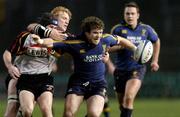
[1,98,180,117]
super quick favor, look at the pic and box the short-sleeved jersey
[7,31,57,74]
[53,33,119,82]
[111,21,159,71]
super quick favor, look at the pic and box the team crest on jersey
[141,29,146,36]
[122,29,127,34]
[80,49,86,53]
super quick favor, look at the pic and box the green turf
[1,98,180,117]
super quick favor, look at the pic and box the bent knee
[21,106,33,116]
[124,94,135,104]
[87,113,101,117]
[63,111,74,117]
[87,110,102,117]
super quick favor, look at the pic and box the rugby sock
[103,102,110,117]
[120,106,133,117]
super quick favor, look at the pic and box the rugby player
[3,6,72,117]
[106,2,160,117]
[33,16,140,117]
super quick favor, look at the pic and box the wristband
[33,24,52,37]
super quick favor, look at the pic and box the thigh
[86,95,105,116]
[8,78,18,95]
[19,90,35,110]
[124,67,146,98]
[64,94,84,114]
[124,78,141,99]
[37,91,53,109]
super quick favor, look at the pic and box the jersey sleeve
[110,24,121,35]
[102,34,119,47]
[146,25,159,43]
[53,42,69,53]
[7,31,30,55]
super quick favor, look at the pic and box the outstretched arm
[31,34,55,47]
[117,36,137,52]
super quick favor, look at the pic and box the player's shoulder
[102,33,118,41]
[139,22,154,30]
[102,33,113,38]
[17,31,30,39]
[15,31,31,45]
[139,22,158,35]
[110,23,123,34]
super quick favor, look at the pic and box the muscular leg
[37,91,53,117]
[63,94,84,117]
[86,95,105,117]
[19,90,35,117]
[4,79,19,117]
[121,78,141,117]
[123,78,141,109]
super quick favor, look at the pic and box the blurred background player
[106,1,160,117]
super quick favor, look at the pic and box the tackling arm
[27,23,66,41]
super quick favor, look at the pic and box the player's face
[56,11,70,32]
[124,7,139,28]
[86,29,103,45]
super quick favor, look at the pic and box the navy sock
[120,106,133,117]
[103,102,110,117]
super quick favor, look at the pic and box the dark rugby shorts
[65,73,107,99]
[16,73,54,100]
[114,66,146,93]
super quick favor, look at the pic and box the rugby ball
[134,40,153,64]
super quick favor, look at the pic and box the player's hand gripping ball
[134,40,153,64]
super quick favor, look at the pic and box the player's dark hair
[81,16,104,33]
[33,12,59,38]
[36,12,58,27]
[124,1,140,13]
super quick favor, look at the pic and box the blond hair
[51,6,72,19]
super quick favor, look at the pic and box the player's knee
[41,106,52,116]
[4,102,19,117]
[41,105,51,112]
[124,94,135,106]
[87,112,101,117]
[63,110,74,117]
[21,106,33,117]
[4,112,12,117]
[87,110,102,117]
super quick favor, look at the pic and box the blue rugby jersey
[53,33,119,81]
[111,21,159,71]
